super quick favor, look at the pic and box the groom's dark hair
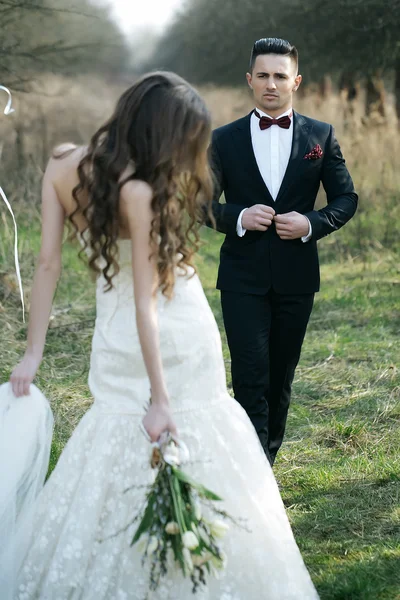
[249,38,298,72]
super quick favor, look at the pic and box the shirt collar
[254,107,293,120]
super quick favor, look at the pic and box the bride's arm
[10,160,65,397]
[120,180,177,441]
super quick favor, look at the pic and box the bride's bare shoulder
[45,144,87,180]
[51,144,87,163]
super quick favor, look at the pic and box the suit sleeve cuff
[236,208,248,237]
[301,217,312,243]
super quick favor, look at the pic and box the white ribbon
[162,435,190,466]
[140,423,190,465]
[0,187,25,322]
[0,86,15,115]
[0,85,24,322]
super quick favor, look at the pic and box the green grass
[1,214,399,599]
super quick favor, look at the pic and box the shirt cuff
[301,217,312,243]
[236,208,248,237]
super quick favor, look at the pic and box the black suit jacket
[208,111,358,295]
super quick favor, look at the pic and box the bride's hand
[142,400,177,442]
[10,353,42,397]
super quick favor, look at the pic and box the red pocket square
[304,144,323,160]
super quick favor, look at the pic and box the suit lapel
[231,113,275,204]
[275,111,313,203]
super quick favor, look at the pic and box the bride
[1,71,319,599]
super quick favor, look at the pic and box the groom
[209,37,358,465]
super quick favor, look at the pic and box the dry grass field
[0,74,399,599]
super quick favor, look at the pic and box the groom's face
[246,54,302,117]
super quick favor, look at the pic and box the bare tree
[1,0,129,89]
[395,58,400,127]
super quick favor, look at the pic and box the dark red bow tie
[254,109,292,130]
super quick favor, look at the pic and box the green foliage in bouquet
[128,432,240,595]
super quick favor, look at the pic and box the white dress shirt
[237,107,312,242]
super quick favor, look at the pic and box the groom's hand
[241,204,275,231]
[274,211,310,240]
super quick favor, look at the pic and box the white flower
[165,521,180,535]
[210,519,230,539]
[182,530,199,550]
[211,550,228,570]
[163,442,180,466]
[136,533,149,554]
[182,547,194,573]
[194,500,202,520]
[198,526,210,545]
[192,552,213,567]
[191,522,199,535]
[147,536,159,555]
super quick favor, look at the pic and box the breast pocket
[301,159,323,181]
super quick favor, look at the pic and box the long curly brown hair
[64,72,214,297]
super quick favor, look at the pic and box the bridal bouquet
[127,430,239,595]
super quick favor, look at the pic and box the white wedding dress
[0,239,319,600]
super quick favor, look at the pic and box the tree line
[144,0,400,123]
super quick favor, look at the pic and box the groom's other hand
[241,204,275,231]
[274,211,310,240]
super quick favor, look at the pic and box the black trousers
[221,289,314,465]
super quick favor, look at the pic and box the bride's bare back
[50,144,132,239]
